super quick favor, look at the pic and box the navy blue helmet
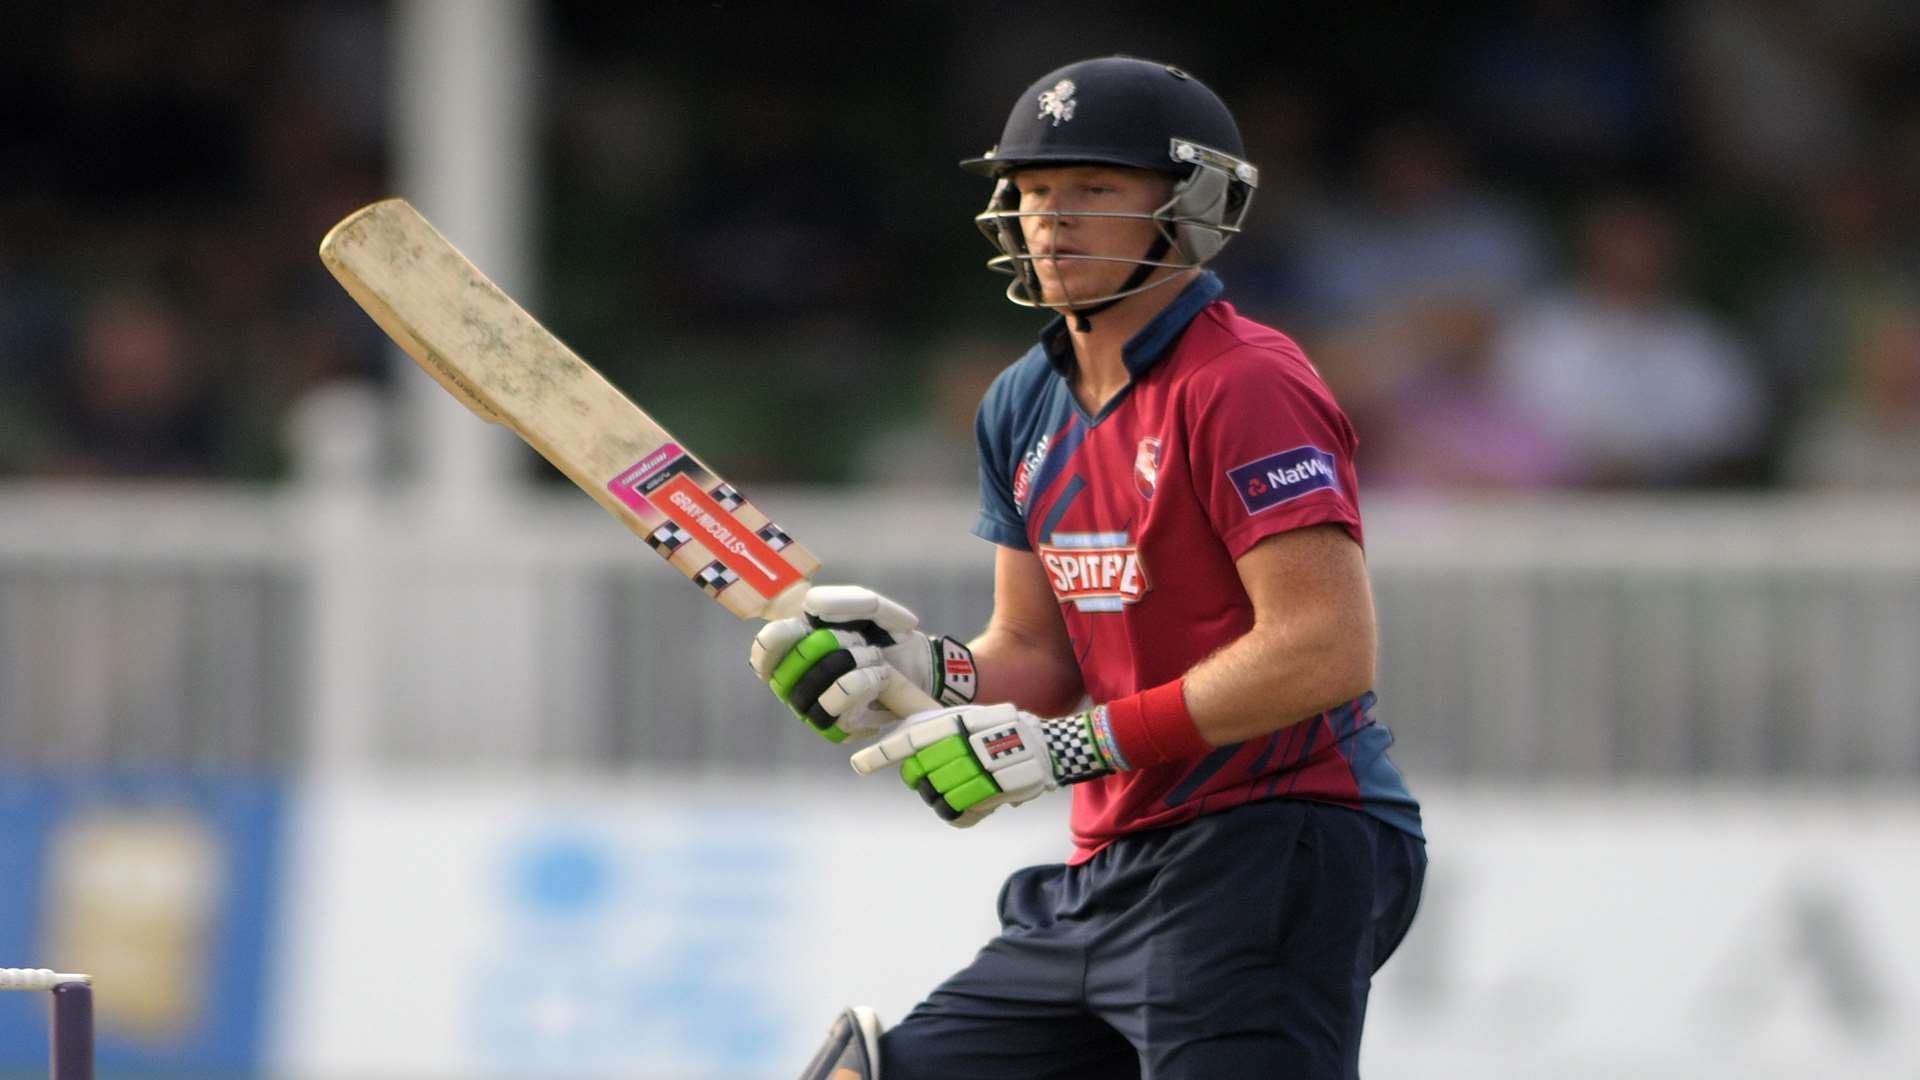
[964,56,1259,313]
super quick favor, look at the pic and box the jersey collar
[1040,271,1224,380]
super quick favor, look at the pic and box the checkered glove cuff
[1040,711,1122,786]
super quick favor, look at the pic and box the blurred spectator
[0,259,68,471]
[1274,118,1554,488]
[1206,80,1330,328]
[1669,0,1898,193]
[1782,304,1920,487]
[1,4,1916,490]
[661,56,896,327]
[1447,0,1672,187]
[36,291,223,479]
[1760,161,1920,488]
[0,2,387,482]
[1289,119,1547,334]
[1488,194,1767,486]
[1330,301,1575,491]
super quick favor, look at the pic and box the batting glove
[749,585,976,743]
[849,703,1123,828]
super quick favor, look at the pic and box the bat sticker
[609,456,802,598]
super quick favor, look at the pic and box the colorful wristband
[1099,679,1211,769]
[1042,714,1119,784]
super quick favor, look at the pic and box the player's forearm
[1180,618,1375,746]
[967,626,1086,717]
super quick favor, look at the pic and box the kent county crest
[1134,435,1162,500]
[1037,79,1077,126]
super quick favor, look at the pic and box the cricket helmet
[963,56,1259,315]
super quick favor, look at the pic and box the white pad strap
[798,1005,883,1080]
[0,969,91,991]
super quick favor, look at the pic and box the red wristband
[1100,679,1212,769]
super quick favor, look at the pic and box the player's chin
[1036,266,1115,307]
[1030,266,1069,302]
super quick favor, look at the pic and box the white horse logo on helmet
[1037,80,1077,126]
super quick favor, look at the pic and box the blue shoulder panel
[972,345,1075,550]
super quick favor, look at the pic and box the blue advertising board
[0,774,283,1074]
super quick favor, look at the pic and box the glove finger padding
[813,662,896,738]
[748,584,970,746]
[853,705,972,774]
[803,585,920,636]
[749,616,812,682]
[766,628,867,703]
[951,792,1018,829]
[774,638,888,743]
[853,705,1114,827]
[785,640,878,711]
[851,704,1059,826]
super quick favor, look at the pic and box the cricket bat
[318,198,941,719]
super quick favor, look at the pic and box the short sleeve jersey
[974,273,1423,862]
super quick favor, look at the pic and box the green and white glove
[749,585,976,743]
[849,703,1123,828]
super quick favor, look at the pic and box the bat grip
[876,670,942,719]
[847,669,945,777]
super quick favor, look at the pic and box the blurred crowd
[1212,0,1920,491]
[2,1,1918,490]
[0,2,390,479]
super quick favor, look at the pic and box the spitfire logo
[1011,432,1051,511]
[1134,436,1161,500]
[1037,80,1077,126]
[1038,531,1150,612]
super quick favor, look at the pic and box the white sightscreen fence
[0,485,1915,779]
[0,488,304,768]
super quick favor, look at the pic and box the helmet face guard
[973,139,1258,311]
[962,57,1258,314]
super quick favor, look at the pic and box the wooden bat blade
[318,198,821,620]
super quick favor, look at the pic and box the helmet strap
[1069,233,1174,332]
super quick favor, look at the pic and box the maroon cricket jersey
[973,273,1423,862]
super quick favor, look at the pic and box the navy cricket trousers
[879,799,1426,1079]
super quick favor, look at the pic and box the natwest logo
[1038,531,1150,612]
[1228,445,1338,515]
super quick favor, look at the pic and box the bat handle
[849,671,945,776]
[876,668,942,720]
